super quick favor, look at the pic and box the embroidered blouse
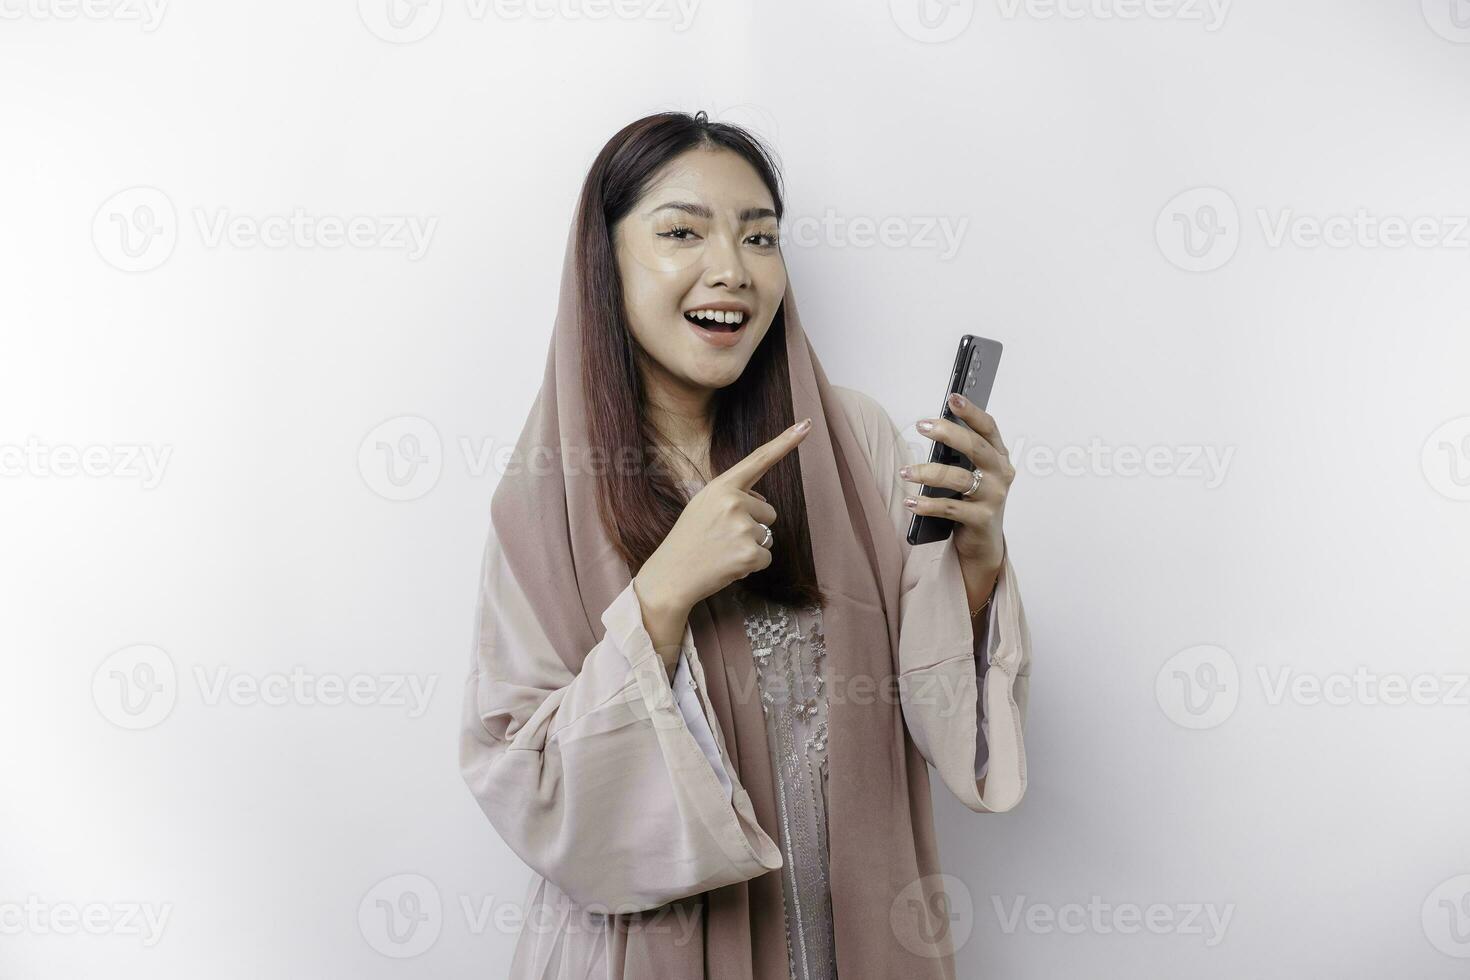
[673,475,1000,980]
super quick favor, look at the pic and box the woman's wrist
[633,572,692,673]
[960,561,1000,619]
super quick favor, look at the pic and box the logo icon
[93,644,178,730]
[890,873,974,958]
[1421,416,1470,501]
[93,187,177,273]
[1156,187,1240,273]
[358,416,443,501]
[1423,874,1470,957]
[890,0,975,43]
[358,873,442,957]
[358,0,443,43]
[1155,644,1239,729]
[1423,0,1470,42]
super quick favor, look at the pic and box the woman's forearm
[633,573,692,680]
[960,556,1000,618]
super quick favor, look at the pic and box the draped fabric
[459,219,1033,979]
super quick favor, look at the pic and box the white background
[4,0,1470,976]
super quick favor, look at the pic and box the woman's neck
[644,383,715,484]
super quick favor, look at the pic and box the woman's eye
[657,225,699,241]
[748,232,780,248]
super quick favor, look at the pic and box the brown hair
[573,110,822,609]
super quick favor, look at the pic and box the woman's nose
[701,232,750,288]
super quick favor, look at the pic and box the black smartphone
[906,334,1003,546]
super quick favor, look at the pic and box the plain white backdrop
[3,0,1470,976]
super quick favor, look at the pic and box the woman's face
[613,147,786,396]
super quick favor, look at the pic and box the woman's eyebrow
[648,201,777,222]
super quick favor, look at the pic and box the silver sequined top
[679,477,838,980]
[734,591,838,980]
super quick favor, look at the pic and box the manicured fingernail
[898,465,912,479]
[903,496,917,509]
[948,392,967,409]
[916,419,934,433]
[793,418,811,433]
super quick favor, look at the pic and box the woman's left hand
[902,392,1015,591]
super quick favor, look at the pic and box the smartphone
[906,334,1003,547]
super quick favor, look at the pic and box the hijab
[487,220,961,978]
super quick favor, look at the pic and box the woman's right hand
[636,417,812,620]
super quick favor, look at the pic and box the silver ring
[960,467,983,499]
[756,522,773,548]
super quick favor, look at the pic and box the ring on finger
[755,522,774,548]
[960,467,983,499]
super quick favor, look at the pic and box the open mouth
[683,309,747,333]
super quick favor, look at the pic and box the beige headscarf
[476,220,969,978]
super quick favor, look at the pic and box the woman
[458,110,1032,980]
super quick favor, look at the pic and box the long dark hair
[574,110,824,610]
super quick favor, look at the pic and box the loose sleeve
[673,651,734,802]
[845,388,1032,813]
[458,524,782,913]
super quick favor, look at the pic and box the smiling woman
[580,117,825,616]
[615,160,784,363]
[625,195,776,344]
[458,110,1033,980]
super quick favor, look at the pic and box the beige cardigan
[459,383,1032,964]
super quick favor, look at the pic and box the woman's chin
[684,359,749,391]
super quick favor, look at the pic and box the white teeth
[686,309,745,325]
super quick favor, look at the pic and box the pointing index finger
[718,417,812,491]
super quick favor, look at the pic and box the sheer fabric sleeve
[837,386,1033,813]
[673,651,734,802]
[458,523,781,913]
